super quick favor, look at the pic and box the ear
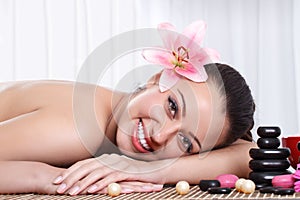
[147,71,162,85]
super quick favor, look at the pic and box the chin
[119,149,160,161]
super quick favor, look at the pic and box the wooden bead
[107,183,121,197]
[241,180,255,194]
[176,181,190,195]
[235,178,246,192]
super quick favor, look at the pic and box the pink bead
[272,174,295,188]
[216,174,239,188]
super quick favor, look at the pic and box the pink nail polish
[122,188,134,193]
[142,186,153,191]
[153,184,163,190]
[53,176,63,184]
[69,186,80,195]
[57,183,67,193]
[87,185,98,193]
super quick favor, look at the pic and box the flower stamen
[172,46,190,68]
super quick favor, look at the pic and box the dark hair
[205,63,255,148]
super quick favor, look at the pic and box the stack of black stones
[249,127,291,189]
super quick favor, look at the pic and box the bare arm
[160,139,257,184]
[0,161,63,194]
[54,139,256,195]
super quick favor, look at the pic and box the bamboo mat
[1,186,300,200]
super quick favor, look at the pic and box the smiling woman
[0,20,256,195]
[0,63,256,195]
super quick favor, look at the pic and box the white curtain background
[0,0,299,140]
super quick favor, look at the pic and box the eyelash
[178,133,193,153]
[168,96,178,119]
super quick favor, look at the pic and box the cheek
[127,91,164,118]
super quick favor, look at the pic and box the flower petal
[182,20,206,47]
[159,69,180,92]
[197,48,221,65]
[175,63,207,82]
[158,22,177,50]
[142,49,174,69]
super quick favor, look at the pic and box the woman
[0,20,256,195]
[0,63,256,195]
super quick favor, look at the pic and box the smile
[132,118,153,153]
[137,120,151,151]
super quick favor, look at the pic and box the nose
[150,121,181,147]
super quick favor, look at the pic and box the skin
[0,77,257,195]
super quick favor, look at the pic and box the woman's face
[115,77,227,161]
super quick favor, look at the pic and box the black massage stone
[249,148,290,160]
[257,126,281,138]
[249,171,291,184]
[257,138,280,149]
[259,186,279,193]
[249,159,290,171]
[274,188,295,195]
[255,183,271,190]
[298,141,300,151]
[199,180,220,191]
[207,187,231,194]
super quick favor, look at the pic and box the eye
[168,96,178,119]
[177,132,193,153]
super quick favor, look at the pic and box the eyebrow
[177,89,186,117]
[188,131,202,151]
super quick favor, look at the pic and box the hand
[52,154,167,195]
[84,181,164,195]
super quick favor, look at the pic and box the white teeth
[137,121,151,151]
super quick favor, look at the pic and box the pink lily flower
[142,20,220,92]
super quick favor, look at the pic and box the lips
[132,118,153,153]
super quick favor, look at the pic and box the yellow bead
[241,179,255,194]
[107,183,121,197]
[176,181,190,195]
[235,178,246,192]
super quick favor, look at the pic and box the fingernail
[69,186,80,195]
[122,188,134,193]
[57,183,67,193]
[153,184,163,190]
[87,185,98,193]
[142,186,153,190]
[53,176,63,184]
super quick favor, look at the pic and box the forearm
[0,161,63,194]
[159,140,257,184]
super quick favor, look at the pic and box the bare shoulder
[231,139,258,149]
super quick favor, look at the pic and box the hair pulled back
[205,63,255,148]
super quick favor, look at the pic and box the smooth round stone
[207,187,231,194]
[257,138,280,149]
[249,171,291,184]
[274,188,295,195]
[199,180,220,191]
[257,127,281,138]
[249,159,290,171]
[255,183,271,190]
[259,186,279,193]
[216,174,238,188]
[176,181,190,195]
[249,148,290,160]
[272,174,295,188]
[298,141,300,151]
